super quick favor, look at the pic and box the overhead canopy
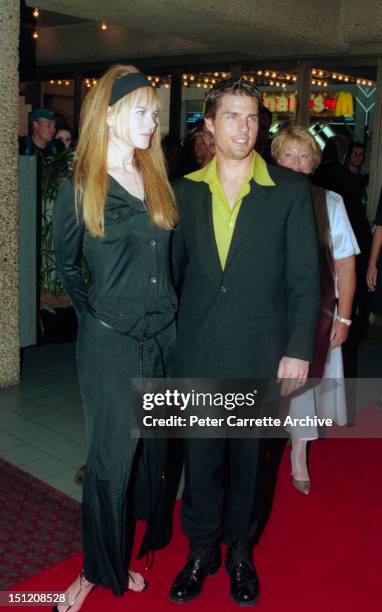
[28,0,382,66]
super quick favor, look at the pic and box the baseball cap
[30,107,56,122]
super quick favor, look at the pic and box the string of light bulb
[32,6,39,39]
[179,69,374,89]
[46,68,374,92]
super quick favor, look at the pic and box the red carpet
[11,439,382,612]
[0,458,81,589]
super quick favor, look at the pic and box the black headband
[109,72,152,105]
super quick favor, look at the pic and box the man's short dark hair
[349,141,366,153]
[260,106,273,124]
[204,77,262,119]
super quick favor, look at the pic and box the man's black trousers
[181,437,265,548]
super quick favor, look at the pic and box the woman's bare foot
[55,572,94,612]
[128,570,147,592]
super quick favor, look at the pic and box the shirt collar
[185,152,276,187]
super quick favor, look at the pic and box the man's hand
[277,356,309,396]
[330,319,349,348]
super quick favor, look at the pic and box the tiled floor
[0,343,85,502]
[1,324,382,502]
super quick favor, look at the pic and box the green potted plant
[38,148,78,341]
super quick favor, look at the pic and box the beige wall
[0,0,20,387]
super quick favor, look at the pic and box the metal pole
[169,71,182,139]
[296,60,313,127]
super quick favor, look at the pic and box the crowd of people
[19,67,382,610]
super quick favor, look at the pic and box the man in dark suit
[169,77,320,606]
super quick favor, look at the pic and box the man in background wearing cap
[19,107,65,158]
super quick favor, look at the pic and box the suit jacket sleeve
[53,177,88,316]
[285,180,320,361]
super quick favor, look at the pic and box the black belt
[86,304,175,378]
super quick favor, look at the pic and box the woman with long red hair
[53,65,178,611]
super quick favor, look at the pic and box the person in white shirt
[272,126,360,494]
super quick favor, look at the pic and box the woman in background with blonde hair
[272,126,359,494]
[53,65,178,610]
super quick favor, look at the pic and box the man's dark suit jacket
[171,163,320,379]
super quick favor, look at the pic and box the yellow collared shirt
[186,153,275,269]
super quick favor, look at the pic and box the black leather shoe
[225,542,259,606]
[169,547,221,603]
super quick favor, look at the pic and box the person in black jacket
[313,137,372,376]
[19,107,65,158]
[53,65,178,611]
[367,192,382,315]
[169,77,320,607]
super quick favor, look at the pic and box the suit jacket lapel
[198,184,223,275]
[224,181,272,271]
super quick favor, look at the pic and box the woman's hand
[367,262,378,291]
[330,319,349,348]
